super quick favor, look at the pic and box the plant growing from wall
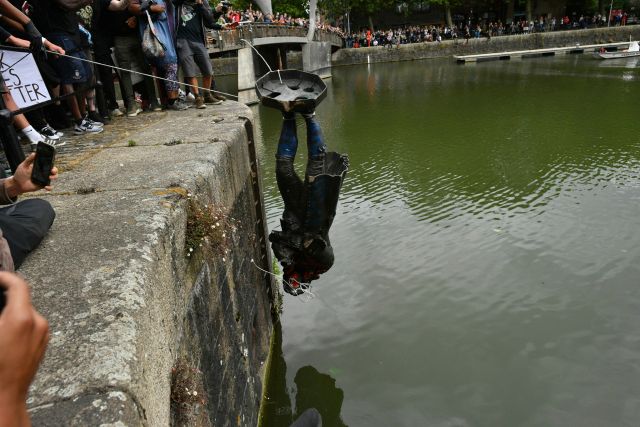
[171,358,207,425]
[185,195,231,258]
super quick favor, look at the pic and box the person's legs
[162,62,187,110]
[63,83,83,121]
[113,36,137,115]
[46,34,89,124]
[3,93,46,146]
[177,38,202,106]
[92,33,119,113]
[190,41,218,104]
[207,78,226,102]
[0,199,55,269]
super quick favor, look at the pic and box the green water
[249,56,640,427]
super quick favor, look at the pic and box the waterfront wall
[333,26,640,66]
[22,104,276,426]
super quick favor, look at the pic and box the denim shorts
[47,33,92,84]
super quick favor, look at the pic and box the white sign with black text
[0,49,51,109]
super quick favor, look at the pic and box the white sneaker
[127,107,143,117]
[49,139,66,147]
[186,92,196,103]
[111,108,124,117]
[74,119,104,135]
[39,125,63,140]
[30,138,65,152]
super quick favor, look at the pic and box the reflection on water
[248,55,640,427]
[260,325,347,426]
[596,57,640,69]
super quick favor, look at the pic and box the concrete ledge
[21,103,275,425]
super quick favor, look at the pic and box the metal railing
[207,23,344,52]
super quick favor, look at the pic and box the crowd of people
[345,11,638,48]
[0,0,242,156]
[213,4,345,37]
[0,0,345,155]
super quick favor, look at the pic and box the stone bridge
[206,24,344,103]
[208,24,343,53]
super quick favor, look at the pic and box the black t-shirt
[98,0,137,37]
[32,0,78,36]
[177,3,203,42]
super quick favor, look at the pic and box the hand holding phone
[31,142,56,187]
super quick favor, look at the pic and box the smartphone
[0,288,5,314]
[31,141,56,187]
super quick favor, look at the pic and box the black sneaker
[86,111,104,127]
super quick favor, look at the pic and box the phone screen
[31,142,56,187]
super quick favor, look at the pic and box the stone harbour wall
[332,26,640,66]
[21,103,276,426]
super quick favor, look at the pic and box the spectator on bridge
[174,0,226,108]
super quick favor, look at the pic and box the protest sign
[0,49,51,109]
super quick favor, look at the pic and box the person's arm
[0,7,65,55]
[0,272,50,427]
[0,15,23,32]
[1,153,58,203]
[196,0,216,28]
[129,0,165,16]
[6,34,31,49]
[0,22,12,43]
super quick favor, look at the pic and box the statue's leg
[303,113,327,177]
[275,112,304,227]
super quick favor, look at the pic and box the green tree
[421,0,464,27]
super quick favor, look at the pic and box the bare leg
[186,77,198,96]
[202,75,212,95]
[63,84,82,121]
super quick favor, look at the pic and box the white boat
[594,41,640,59]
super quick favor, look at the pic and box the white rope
[238,39,282,84]
[44,49,239,100]
[238,38,272,72]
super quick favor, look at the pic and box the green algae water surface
[252,55,640,427]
